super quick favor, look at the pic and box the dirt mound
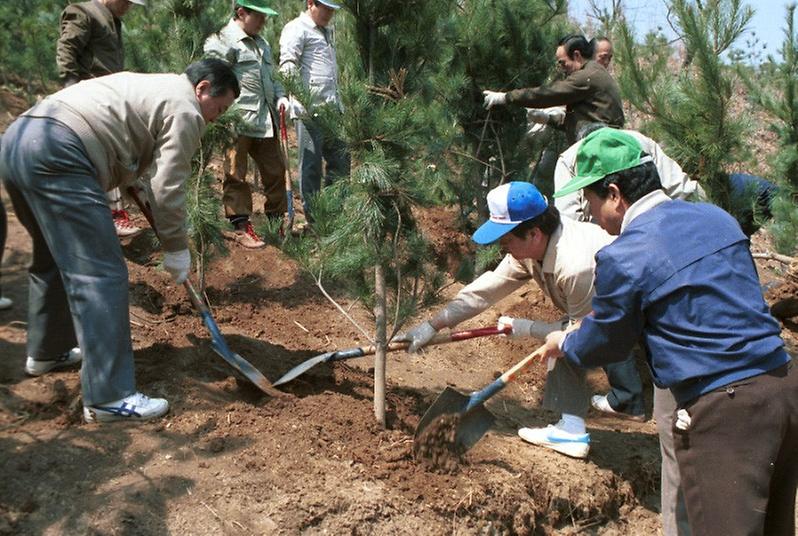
[0,199,672,534]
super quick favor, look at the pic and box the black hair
[558,34,595,60]
[233,3,255,19]
[577,122,609,141]
[584,159,662,205]
[509,204,561,239]
[184,58,241,98]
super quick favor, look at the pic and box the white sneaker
[518,424,591,459]
[25,347,82,376]
[84,392,169,423]
[591,395,646,422]
[0,296,12,310]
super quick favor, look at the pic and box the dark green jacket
[56,0,124,85]
[506,60,624,144]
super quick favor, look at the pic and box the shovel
[126,187,283,397]
[414,347,545,453]
[279,105,294,234]
[273,325,511,387]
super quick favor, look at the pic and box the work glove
[396,321,438,353]
[276,96,291,115]
[163,249,190,284]
[482,90,507,109]
[526,108,550,124]
[547,107,566,125]
[497,316,565,340]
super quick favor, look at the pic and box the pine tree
[615,0,753,213]
[741,4,798,255]
[283,1,452,426]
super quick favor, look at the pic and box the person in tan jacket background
[56,0,148,238]
[0,59,239,424]
[204,0,289,248]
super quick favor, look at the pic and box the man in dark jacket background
[56,0,147,238]
[483,34,624,144]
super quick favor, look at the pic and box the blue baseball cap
[472,182,548,245]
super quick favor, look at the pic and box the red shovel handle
[448,325,511,341]
[279,105,288,141]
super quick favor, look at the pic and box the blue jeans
[604,355,645,416]
[0,116,136,405]
[297,118,350,223]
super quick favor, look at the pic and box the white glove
[498,316,564,340]
[547,107,566,125]
[289,96,306,120]
[398,321,438,353]
[163,249,190,284]
[276,96,291,115]
[526,108,550,124]
[482,90,507,109]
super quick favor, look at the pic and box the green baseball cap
[236,0,278,16]
[553,128,650,198]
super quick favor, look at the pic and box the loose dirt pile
[414,413,465,473]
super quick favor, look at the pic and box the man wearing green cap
[537,129,797,535]
[204,0,289,248]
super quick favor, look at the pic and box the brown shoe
[233,221,266,249]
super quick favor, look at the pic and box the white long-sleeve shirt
[279,11,341,109]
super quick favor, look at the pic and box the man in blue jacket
[537,129,796,536]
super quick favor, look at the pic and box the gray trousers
[542,358,592,417]
[542,353,644,418]
[297,118,350,223]
[654,386,691,536]
[0,116,136,405]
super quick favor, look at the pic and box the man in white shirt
[279,0,350,224]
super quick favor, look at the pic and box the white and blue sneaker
[25,347,82,376]
[84,392,169,423]
[518,424,591,459]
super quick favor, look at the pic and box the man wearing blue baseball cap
[399,181,621,459]
[536,129,797,535]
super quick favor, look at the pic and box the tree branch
[314,270,375,344]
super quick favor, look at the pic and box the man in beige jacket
[0,59,239,423]
[400,182,614,459]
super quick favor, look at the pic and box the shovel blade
[272,352,335,386]
[414,386,496,452]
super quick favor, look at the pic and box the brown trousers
[673,360,797,536]
[223,135,286,218]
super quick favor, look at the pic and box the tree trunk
[373,263,387,427]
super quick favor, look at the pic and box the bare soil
[1,88,796,535]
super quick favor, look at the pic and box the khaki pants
[223,135,286,218]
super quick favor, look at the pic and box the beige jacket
[204,19,284,138]
[554,129,703,221]
[437,218,614,328]
[23,72,206,251]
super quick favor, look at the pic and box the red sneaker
[112,209,143,238]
